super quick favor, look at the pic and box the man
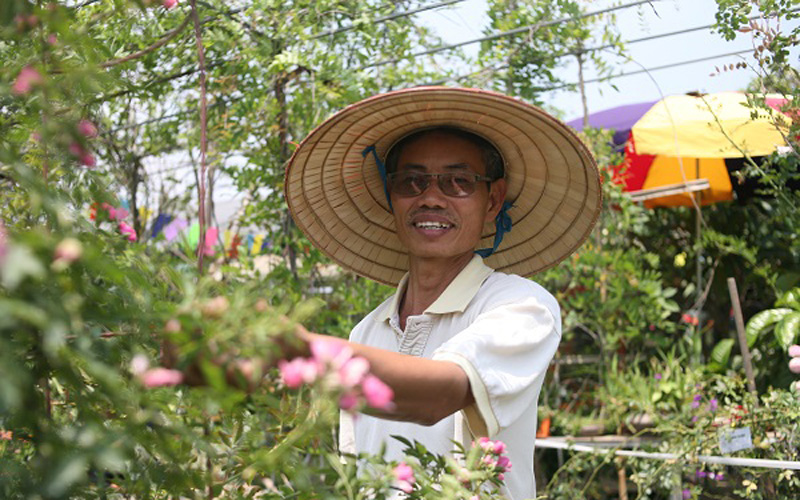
[285,87,601,499]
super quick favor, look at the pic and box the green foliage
[477,0,625,103]
[746,287,800,349]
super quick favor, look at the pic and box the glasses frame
[387,171,495,198]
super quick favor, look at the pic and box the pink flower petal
[789,345,800,358]
[78,119,98,138]
[140,367,183,387]
[163,0,178,8]
[310,339,352,368]
[362,374,393,410]
[119,221,137,242]
[339,356,370,388]
[12,66,43,95]
[339,391,360,410]
[279,358,304,388]
[496,455,511,471]
[279,358,318,388]
[393,462,414,482]
[789,357,800,374]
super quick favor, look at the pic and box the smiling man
[284,87,601,499]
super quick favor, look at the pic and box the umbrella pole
[693,159,703,365]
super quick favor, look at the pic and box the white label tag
[718,427,752,454]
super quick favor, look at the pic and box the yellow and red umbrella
[618,92,791,207]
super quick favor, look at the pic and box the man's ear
[485,178,508,223]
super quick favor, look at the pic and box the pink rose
[338,391,360,411]
[362,374,393,410]
[392,462,414,493]
[119,221,137,242]
[339,356,369,388]
[78,119,98,138]
[68,142,95,167]
[12,66,43,95]
[53,237,83,265]
[790,357,800,374]
[789,345,800,358]
[310,338,352,368]
[140,367,183,387]
[163,0,177,8]
[493,440,507,455]
[279,358,318,389]
[496,455,511,471]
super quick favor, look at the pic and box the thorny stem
[191,0,209,272]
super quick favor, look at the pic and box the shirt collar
[377,254,494,322]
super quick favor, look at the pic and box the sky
[417,0,799,120]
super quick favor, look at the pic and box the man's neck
[398,252,474,330]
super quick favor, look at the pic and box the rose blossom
[119,221,137,242]
[338,391,360,410]
[362,374,393,410]
[12,66,43,95]
[789,357,800,374]
[78,119,98,138]
[140,367,183,387]
[310,338,352,368]
[392,462,415,494]
[279,358,318,389]
[53,237,83,265]
[338,356,370,388]
[789,345,800,358]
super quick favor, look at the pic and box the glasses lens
[440,173,477,197]
[389,172,428,196]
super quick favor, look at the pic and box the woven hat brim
[285,86,601,287]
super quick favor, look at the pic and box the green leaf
[776,288,800,310]
[746,308,793,347]
[775,312,800,349]
[711,338,736,367]
[0,243,46,290]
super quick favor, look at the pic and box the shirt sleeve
[432,295,561,437]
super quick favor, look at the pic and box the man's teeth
[414,221,451,229]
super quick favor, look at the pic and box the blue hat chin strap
[362,145,392,211]
[475,201,513,258]
[362,143,511,258]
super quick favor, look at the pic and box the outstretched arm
[302,330,474,426]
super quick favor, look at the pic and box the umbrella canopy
[623,92,790,208]
[567,100,658,151]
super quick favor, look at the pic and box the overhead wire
[357,0,659,69]
[312,0,467,39]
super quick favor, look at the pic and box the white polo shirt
[339,255,561,500]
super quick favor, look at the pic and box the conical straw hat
[285,86,601,286]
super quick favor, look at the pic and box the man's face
[390,131,507,262]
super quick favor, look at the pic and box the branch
[190,0,209,273]
[100,14,193,69]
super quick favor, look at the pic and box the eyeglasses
[387,171,494,198]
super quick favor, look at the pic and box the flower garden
[1,0,799,498]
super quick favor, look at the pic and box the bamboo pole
[726,277,759,406]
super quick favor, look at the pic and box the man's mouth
[413,221,453,230]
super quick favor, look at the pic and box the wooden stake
[727,277,759,406]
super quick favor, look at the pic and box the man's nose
[416,177,448,206]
